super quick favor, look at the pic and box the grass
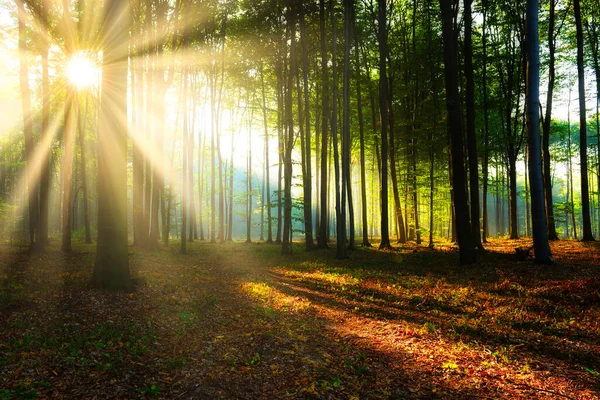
[0,238,599,399]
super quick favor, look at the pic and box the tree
[464,0,482,249]
[439,0,476,264]
[16,0,38,250]
[317,0,329,249]
[573,0,594,241]
[541,0,563,241]
[377,0,391,250]
[526,0,553,264]
[92,0,132,290]
[299,2,316,250]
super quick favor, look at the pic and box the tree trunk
[354,25,370,247]
[574,0,595,241]
[16,0,38,249]
[481,1,489,243]
[38,0,50,248]
[378,0,392,249]
[299,3,316,250]
[439,0,476,264]
[282,4,295,255]
[261,63,273,243]
[62,90,75,252]
[542,0,559,240]
[180,67,188,255]
[78,97,92,244]
[526,0,553,263]
[464,0,482,249]
[92,0,132,289]
[318,0,329,249]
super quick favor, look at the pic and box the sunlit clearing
[66,53,99,89]
[242,282,312,313]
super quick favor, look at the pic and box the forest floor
[1,238,599,399]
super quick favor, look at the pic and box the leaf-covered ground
[1,238,599,399]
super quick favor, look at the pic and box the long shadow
[261,247,600,384]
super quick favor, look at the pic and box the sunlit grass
[242,281,312,313]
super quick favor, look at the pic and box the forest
[1,0,600,398]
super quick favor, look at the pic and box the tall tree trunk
[92,0,132,289]
[181,68,188,255]
[298,4,315,250]
[542,0,559,240]
[38,0,50,248]
[132,0,144,247]
[354,28,370,247]
[261,63,273,243]
[16,0,38,249]
[78,97,92,243]
[567,92,578,239]
[574,0,595,241]
[282,4,295,255]
[377,0,392,249]
[276,57,284,244]
[62,90,75,252]
[526,0,553,263]
[439,0,476,264]
[318,0,329,249]
[247,96,253,243]
[464,0,482,249]
[481,1,490,243]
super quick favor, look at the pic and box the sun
[66,53,99,89]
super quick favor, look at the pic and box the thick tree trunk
[38,0,50,248]
[439,0,476,264]
[92,0,132,289]
[526,0,553,263]
[16,0,38,249]
[378,0,392,249]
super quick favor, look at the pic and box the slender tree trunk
[247,96,253,243]
[354,34,370,247]
[481,1,490,243]
[276,58,284,244]
[181,68,188,254]
[464,0,482,249]
[318,0,329,249]
[299,3,316,249]
[282,4,295,255]
[574,0,595,241]
[261,63,273,243]
[567,94,578,239]
[78,97,92,243]
[62,90,75,252]
[524,146,530,237]
[543,0,559,240]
